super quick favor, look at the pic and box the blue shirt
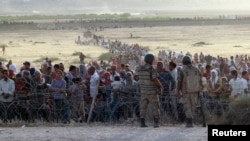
[50,79,66,100]
[158,70,176,93]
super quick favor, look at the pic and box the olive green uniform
[136,64,160,118]
[178,65,201,119]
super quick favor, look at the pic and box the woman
[49,70,68,123]
[199,66,209,114]
[208,69,223,116]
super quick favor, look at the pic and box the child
[67,77,87,123]
[110,76,122,103]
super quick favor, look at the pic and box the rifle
[199,92,206,127]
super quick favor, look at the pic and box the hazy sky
[1,0,250,15]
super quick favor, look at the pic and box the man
[7,60,18,75]
[177,55,202,127]
[156,61,177,121]
[121,72,140,119]
[228,70,244,100]
[136,54,163,128]
[66,65,78,87]
[88,66,99,98]
[241,71,249,95]
[21,61,31,75]
[109,65,120,82]
[0,69,15,122]
[31,70,47,93]
[67,77,87,123]
[203,64,211,81]
[0,69,15,100]
[169,61,178,83]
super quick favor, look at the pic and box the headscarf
[210,69,218,88]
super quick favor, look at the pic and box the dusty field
[1,20,250,70]
[0,29,109,69]
[97,25,250,57]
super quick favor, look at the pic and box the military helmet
[182,55,192,64]
[144,54,155,62]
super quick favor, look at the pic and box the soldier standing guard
[136,54,163,128]
[177,55,202,127]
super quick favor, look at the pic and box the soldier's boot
[154,118,159,128]
[140,118,148,127]
[185,118,193,128]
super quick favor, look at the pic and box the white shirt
[128,59,137,71]
[0,78,15,102]
[110,72,120,82]
[111,81,122,90]
[229,77,244,96]
[241,78,248,93]
[210,60,218,66]
[170,68,178,83]
[9,64,18,74]
[90,71,99,98]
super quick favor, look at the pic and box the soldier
[136,54,163,128]
[177,55,202,128]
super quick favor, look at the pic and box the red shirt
[203,72,211,80]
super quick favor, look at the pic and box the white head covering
[210,69,218,88]
[229,66,236,71]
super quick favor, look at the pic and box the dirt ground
[0,124,207,141]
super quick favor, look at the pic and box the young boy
[67,77,87,123]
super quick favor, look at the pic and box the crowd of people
[0,37,250,127]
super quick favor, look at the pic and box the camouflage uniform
[136,64,160,118]
[178,65,201,120]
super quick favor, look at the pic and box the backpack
[183,65,201,93]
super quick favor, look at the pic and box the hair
[56,70,64,76]
[88,66,96,75]
[2,69,8,74]
[231,70,238,77]
[59,63,65,71]
[126,72,133,79]
[111,65,117,70]
[169,61,177,68]
[54,64,60,69]
[16,73,22,78]
[114,75,120,81]
[47,66,52,71]
[23,70,30,76]
[69,65,77,72]
[242,71,248,77]
[34,70,41,76]
[205,64,211,69]
[73,77,82,83]
[157,61,163,66]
